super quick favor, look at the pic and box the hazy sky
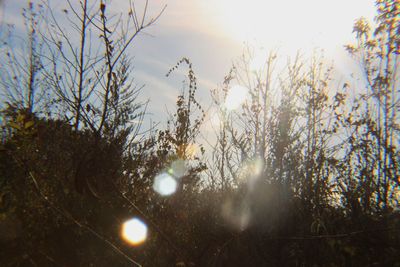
[127,0,376,120]
[1,0,376,127]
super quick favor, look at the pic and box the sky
[123,0,376,119]
[0,0,376,133]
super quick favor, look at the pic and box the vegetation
[0,0,399,266]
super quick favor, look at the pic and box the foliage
[0,0,399,266]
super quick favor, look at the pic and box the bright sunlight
[153,172,178,196]
[224,85,249,111]
[207,0,375,52]
[121,218,148,246]
[214,0,323,44]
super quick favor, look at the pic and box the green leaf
[16,114,25,123]
[9,122,21,130]
[24,121,34,129]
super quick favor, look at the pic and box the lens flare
[239,157,264,180]
[221,198,251,231]
[186,143,199,158]
[153,173,177,196]
[224,85,248,111]
[250,157,264,176]
[121,218,148,245]
[169,159,187,178]
[210,112,221,127]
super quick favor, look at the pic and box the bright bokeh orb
[224,85,248,111]
[153,173,177,196]
[121,218,148,245]
[170,159,186,178]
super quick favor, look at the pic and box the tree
[343,0,399,213]
[0,1,165,266]
[0,3,47,113]
[39,0,164,132]
[1,0,399,266]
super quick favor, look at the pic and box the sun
[203,0,346,51]
[214,0,275,43]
